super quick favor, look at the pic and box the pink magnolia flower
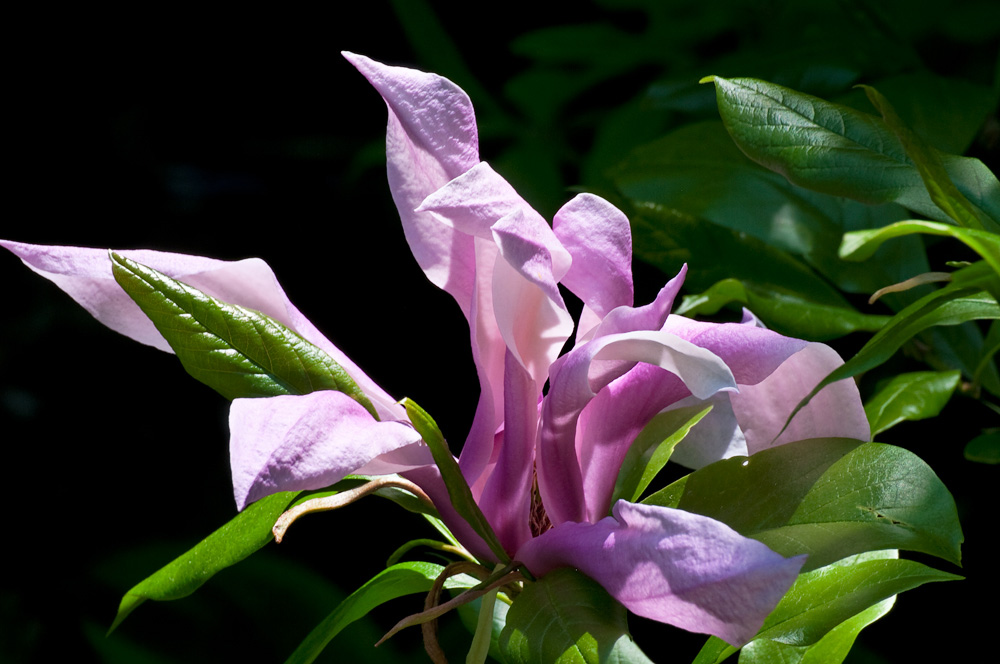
[0,53,870,648]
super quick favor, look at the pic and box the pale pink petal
[515,501,806,646]
[229,391,426,510]
[732,342,870,453]
[1,239,402,419]
[344,52,480,319]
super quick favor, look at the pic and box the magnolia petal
[660,316,809,387]
[515,501,806,646]
[1,239,402,419]
[344,52,480,318]
[229,391,426,510]
[477,351,538,553]
[538,328,736,526]
[577,363,691,522]
[553,194,633,324]
[732,342,870,453]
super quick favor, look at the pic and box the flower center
[529,464,552,537]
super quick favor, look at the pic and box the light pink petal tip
[516,501,805,646]
[229,391,428,510]
[1,239,402,419]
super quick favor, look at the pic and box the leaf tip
[698,75,717,85]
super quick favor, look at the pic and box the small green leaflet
[110,252,377,416]
[864,370,961,437]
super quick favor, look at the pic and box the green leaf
[610,404,713,507]
[109,252,376,415]
[403,398,510,564]
[500,569,653,664]
[628,202,849,310]
[742,550,959,660]
[110,491,300,633]
[285,561,478,664]
[860,84,997,231]
[840,219,1000,277]
[864,370,962,437]
[675,278,890,340]
[615,121,928,299]
[703,76,1000,225]
[644,439,963,571]
[964,431,1000,464]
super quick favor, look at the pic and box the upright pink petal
[1,240,402,419]
[344,52,480,319]
[229,391,428,510]
[553,194,633,341]
[515,501,806,647]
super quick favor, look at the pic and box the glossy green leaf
[841,219,1000,277]
[403,398,510,564]
[675,278,890,340]
[110,491,300,633]
[615,121,927,298]
[860,84,997,232]
[611,404,712,507]
[864,370,962,437]
[500,569,653,664]
[964,431,1000,464]
[285,561,478,664]
[644,439,963,571]
[109,252,376,415]
[703,76,1000,225]
[696,550,960,664]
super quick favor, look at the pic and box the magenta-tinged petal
[660,315,809,386]
[538,329,736,526]
[1,240,403,420]
[732,342,870,452]
[553,194,633,328]
[344,52,480,319]
[515,501,806,646]
[477,351,538,554]
[229,391,426,510]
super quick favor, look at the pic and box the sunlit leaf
[110,491,300,632]
[644,438,963,571]
[285,561,479,664]
[404,398,510,564]
[110,253,376,416]
[500,569,653,664]
[611,404,713,506]
[864,370,962,437]
[840,219,1000,277]
[702,76,1000,225]
[694,550,960,664]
